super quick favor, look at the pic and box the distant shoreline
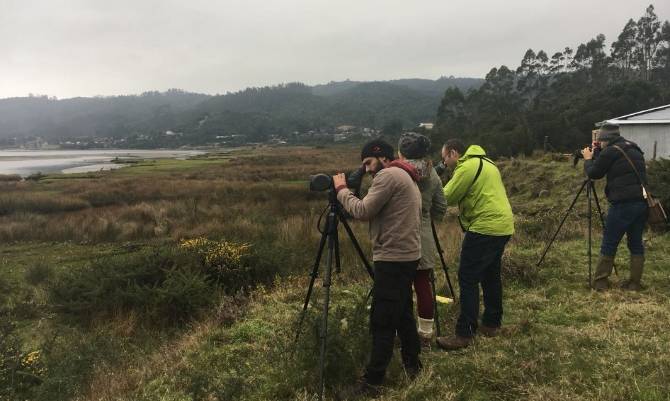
[0,148,208,177]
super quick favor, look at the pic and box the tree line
[433,4,670,156]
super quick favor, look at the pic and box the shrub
[49,239,258,326]
[48,246,214,326]
[25,172,45,181]
[0,320,42,399]
[24,259,52,286]
[0,174,22,182]
[179,237,257,292]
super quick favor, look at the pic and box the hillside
[1,146,669,401]
[0,77,483,146]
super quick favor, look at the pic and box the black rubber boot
[593,255,615,291]
[621,255,644,291]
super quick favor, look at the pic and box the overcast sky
[0,0,667,99]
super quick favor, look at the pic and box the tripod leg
[318,220,336,401]
[293,227,329,351]
[587,183,593,289]
[537,179,588,267]
[430,269,441,337]
[339,215,374,279]
[333,223,341,274]
[431,220,456,299]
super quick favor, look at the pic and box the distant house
[333,133,347,142]
[603,104,670,159]
[418,122,434,130]
[336,125,356,132]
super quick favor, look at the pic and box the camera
[572,142,601,167]
[309,165,365,195]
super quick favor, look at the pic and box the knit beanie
[597,124,620,141]
[360,139,395,161]
[398,132,431,159]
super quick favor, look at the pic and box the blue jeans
[600,200,648,257]
[455,232,510,338]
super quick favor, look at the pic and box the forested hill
[433,4,670,157]
[0,77,481,146]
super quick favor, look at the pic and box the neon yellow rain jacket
[443,145,514,236]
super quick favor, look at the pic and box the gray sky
[0,0,667,99]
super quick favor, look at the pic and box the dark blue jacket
[584,136,646,203]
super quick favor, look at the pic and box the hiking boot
[620,255,644,291]
[336,379,382,400]
[435,335,473,351]
[593,278,611,291]
[593,255,615,291]
[418,332,433,348]
[479,325,501,337]
[404,359,422,381]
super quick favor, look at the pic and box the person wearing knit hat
[582,123,648,291]
[332,139,423,397]
[398,133,447,346]
[596,123,621,142]
[360,138,395,160]
[398,132,432,160]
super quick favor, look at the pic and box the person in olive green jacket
[436,139,514,351]
[397,132,447,344]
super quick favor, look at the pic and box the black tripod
[536,178,612,288]
[429,220,457,336]
[293,189,373,401]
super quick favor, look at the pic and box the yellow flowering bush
[179,237,253,290]
[21,350,46,376]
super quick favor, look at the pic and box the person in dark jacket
[582,123,648,291]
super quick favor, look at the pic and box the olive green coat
[408,160,447,270]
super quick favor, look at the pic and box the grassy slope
[2,149,669,401]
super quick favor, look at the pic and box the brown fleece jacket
[337,165,421,262]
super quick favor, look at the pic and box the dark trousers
[455,232,510,338]
[600,200,647,257]
[365,260,420,385]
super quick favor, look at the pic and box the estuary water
[0,149,205,176]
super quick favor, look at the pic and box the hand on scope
[581,146,593,160]
[333,173,346,190]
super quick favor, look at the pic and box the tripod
[429,220,457,336]
[536,178,613,288]
[293,189,374,401]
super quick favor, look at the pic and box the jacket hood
[388,160,420,182]
[461,145,487,159]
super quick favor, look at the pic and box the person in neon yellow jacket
[436,139,514,351]
[443,144,514,235]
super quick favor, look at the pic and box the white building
[604,104,670,160]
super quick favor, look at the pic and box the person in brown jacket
[333,139,422,397]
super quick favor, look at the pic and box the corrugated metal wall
[620,125,670,160]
